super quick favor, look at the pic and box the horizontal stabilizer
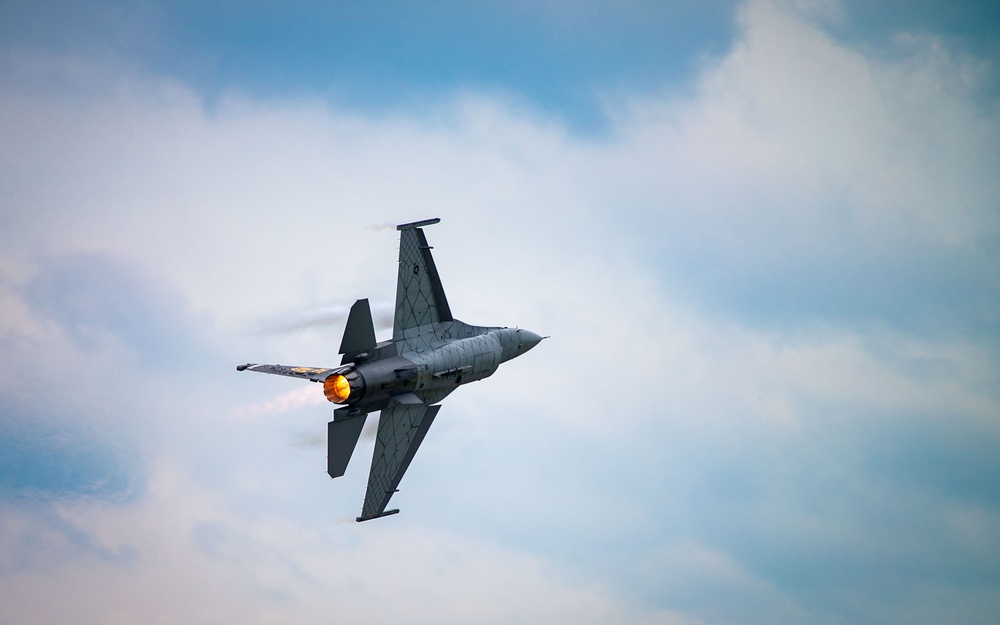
[328,413,368,478]
[339,298,377,358]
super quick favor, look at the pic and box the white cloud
[603,0,999,270]
[0,463,699,625]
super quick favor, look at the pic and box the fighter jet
[237,218,543,521]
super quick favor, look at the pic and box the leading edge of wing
[357,398,441,522]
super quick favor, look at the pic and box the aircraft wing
[235,363,337,382]
[393,218,453,341]
[357,396,441,521]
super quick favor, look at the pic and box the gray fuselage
[335,323,540,414]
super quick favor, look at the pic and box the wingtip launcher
[356,509,400,522]
[396,217,440,231]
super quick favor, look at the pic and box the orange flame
[324,374,352,403]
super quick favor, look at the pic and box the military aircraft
[238,218,543,521]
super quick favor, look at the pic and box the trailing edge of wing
[358,400,441,521]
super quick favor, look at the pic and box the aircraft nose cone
[518,329,543,353]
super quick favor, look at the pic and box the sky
[0,0,998,623]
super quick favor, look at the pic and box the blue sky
[1,1,999,624]
[3,1,997,126]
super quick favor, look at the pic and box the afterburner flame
[324,374,352,403]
